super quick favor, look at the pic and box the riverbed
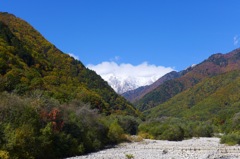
[67,137,240,159]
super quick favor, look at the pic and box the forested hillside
[137,52,240,144]
[135,49,240,111]
[0,12,139,116]
[146,70,240,121]
[0,12,141,159]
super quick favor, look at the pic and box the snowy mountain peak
[87,62,174,94]
[106,75,155,94]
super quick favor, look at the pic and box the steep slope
[0,12,139,116]
[122,71,181,102]
[135,49,240,111]
[145,70,240,124]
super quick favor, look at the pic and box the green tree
[108,120,125,143]
[161,125,184,141]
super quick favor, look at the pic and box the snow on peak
[87,62,174,94]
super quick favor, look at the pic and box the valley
[1,11,240,159]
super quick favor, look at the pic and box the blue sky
[1,1,240,74]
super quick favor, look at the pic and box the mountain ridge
[145,69,240,122]
[122,71,181,102]
[134,48,240,111]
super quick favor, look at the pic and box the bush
[138,121,164,139]
[0,92,135,158]
[138,120,185,141]
[161,125,184,141]
[193,123,213,137]
[107,120,125,143]
[118,115,140,135]
[125,154,134,159]
[221,132,240,145]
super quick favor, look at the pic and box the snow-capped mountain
[105,75,158,94]
[108,76,137,94]
[104,74,159,94]
[87,61,174,94]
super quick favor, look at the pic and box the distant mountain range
[122,64,198,102]
[122,71,181,102]
[132,49,240,111]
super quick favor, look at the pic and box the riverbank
[67,137,240,159]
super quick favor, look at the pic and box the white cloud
[234,35,240,46]
[87,61,174,93]
[68,53,79,60]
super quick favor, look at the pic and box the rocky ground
[68,137,240,159]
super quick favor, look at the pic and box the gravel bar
[67,137,240,159]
